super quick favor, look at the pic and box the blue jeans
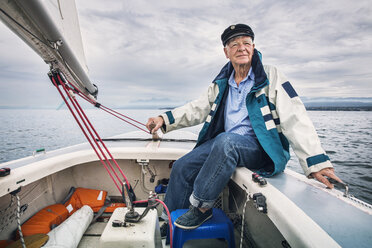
[164,132,270,213]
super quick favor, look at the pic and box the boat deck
[268,171,372,248]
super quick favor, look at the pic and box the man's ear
[224,47,229,59]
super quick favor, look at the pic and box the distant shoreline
[305,107,372,111]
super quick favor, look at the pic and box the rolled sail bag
[43,205,93,248]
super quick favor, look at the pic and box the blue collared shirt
[224,68,256,137]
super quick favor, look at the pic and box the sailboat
[0,0,371,247]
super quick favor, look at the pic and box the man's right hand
[146,116,164,134]
[310,167,342,189]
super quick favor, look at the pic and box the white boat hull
[1,131,371,247]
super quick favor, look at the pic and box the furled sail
[0,0,97,98]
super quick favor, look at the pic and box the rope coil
[15,194,26,248]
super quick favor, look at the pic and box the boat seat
[168,208,235,248]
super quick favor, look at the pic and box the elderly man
[146,24,341,229]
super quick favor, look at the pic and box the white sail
[43,0,88,74]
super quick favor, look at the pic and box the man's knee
[171,159,185,176]
[170,157,197,182]
[213,132,239,152]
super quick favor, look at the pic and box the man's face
[224,36,255,66]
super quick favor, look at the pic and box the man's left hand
[310,168,342,189]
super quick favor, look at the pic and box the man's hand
[146,116,164,134]
[310,168,342,189]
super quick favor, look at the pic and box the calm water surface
[0,109,371,204]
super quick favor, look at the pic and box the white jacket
[161,50,332,177]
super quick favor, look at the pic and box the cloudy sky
[0,0,371,108]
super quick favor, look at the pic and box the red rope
[157,199,173,248]
[50,72,131,193]
[66,83,150,134]
[100,105,147,127]
[99,106,150,133]
[72,98,131,187]
[51,76,121,193]
[51,72,173,248]
[58,76,131,188]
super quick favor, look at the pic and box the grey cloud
[1,0,371,108]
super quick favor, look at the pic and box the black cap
[221,24,254,46]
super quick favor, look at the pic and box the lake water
[0,109,371,204]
